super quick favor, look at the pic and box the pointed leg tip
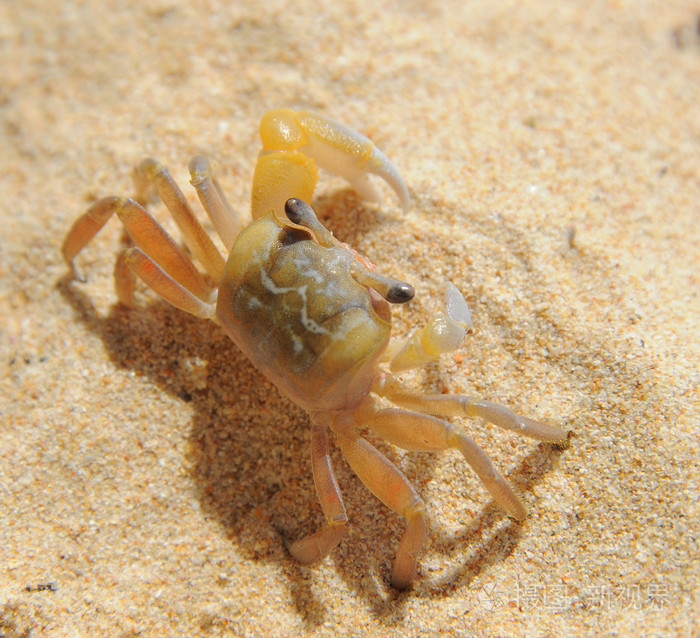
[510,506,528,522]
[64,259,85,283]
[391,573,416,591]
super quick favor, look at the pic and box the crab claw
[257,109,411,212]
[389,283,472,372]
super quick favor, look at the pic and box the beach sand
[1,1,698,635]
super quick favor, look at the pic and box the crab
[62,109,567,589]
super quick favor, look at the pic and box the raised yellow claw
[253,109,411,219]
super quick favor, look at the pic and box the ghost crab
[62,109,567,589]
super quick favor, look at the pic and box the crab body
[62,109,567,589]
[217,210,391,413]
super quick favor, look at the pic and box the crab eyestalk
[285,198,415,305]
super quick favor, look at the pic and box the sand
[1,1,698,636]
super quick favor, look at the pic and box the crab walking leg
[110,199,215,300]
[189,156,245,251]
[287,426,348,564]
[123,247,216,319]
[62,196,214,303]
[364,405,527,521]
[375,376,568,444]
[62,196,123,281]
[133,159,226,281]
[331,414,427,589]
[259,109,411,211]
[114,249,137,306]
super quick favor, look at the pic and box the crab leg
[331,413,427,589]
[189,156,246,250]
[63,197,214,301]
[121,247,216,319]
[375,376,568,444]
[362,404,527,521]
[133,158,226,280]
[286,426,347,565]
[62,196,122,281]
[113,249,137,306]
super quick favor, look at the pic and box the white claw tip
[445,282,472,329]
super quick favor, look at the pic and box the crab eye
[349,260,415,305]
[385,282,415,304]
[284,198,313,225]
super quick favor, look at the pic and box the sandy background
[2,1,699,636]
